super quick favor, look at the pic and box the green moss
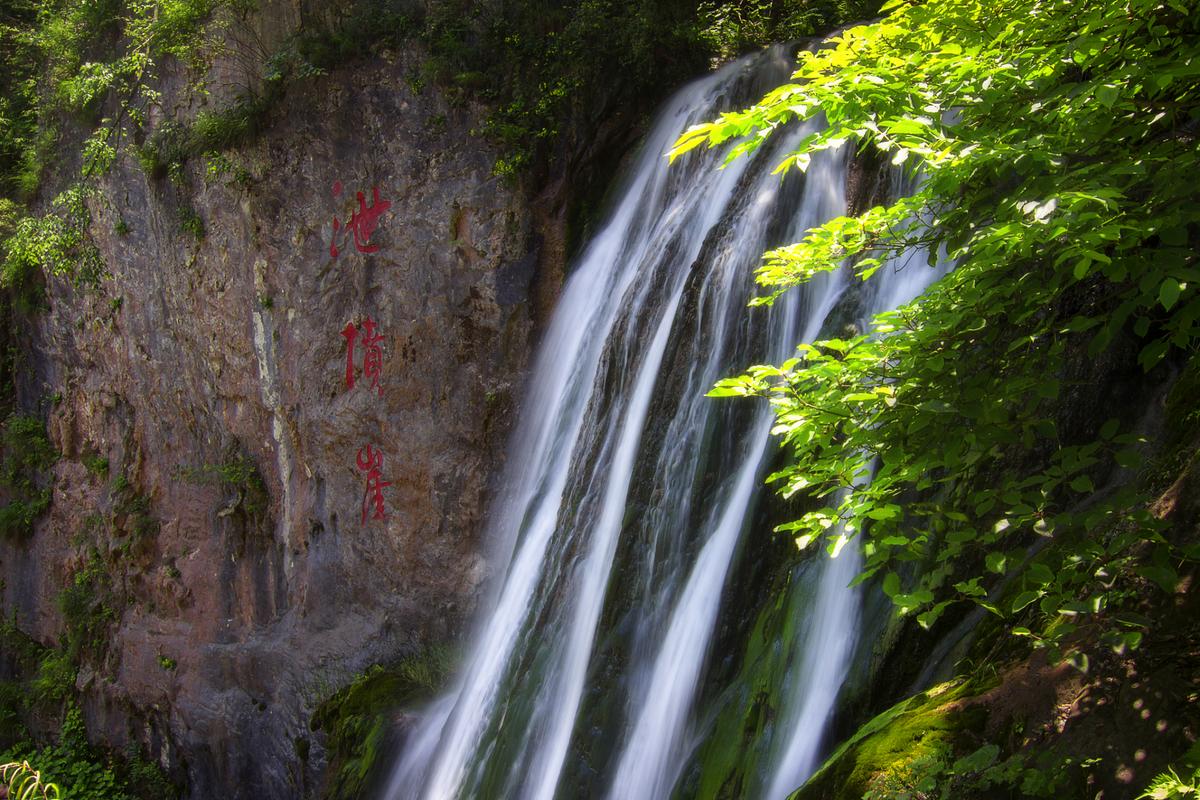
[691,568,810,799]
[311,646,455,800]
[789,679,989,800]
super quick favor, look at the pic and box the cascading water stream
[763,225,947,799]
[383,44,945,800]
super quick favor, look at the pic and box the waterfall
[383,44,943,800]
[763,224,945,798]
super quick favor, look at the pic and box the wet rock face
[3,48,550,798]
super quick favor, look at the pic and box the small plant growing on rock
[0,413,57,540]
[177,206,205,239]
[177,454,269,519]
[82,454,108,477]
[57,552,119,662]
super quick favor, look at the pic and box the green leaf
[953,744,1000,774]
[795,533,818,550]
[1159,278,1183,310]
[1136,564,1178,594]
[1010,590,1040,613]
[866,504,902,520]
[1069,475,1094,493]
[1026,563,1055,586]
[985,551,1007,574]
[1114,448,1143,469]
[1095,84,1118,108]
[917,600,950,630]
[954,578,987,598]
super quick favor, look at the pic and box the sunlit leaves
[690,0,1200,650]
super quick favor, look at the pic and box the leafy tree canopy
[674,0,1200,653]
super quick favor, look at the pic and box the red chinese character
[360,317,384,396]
[341,322,359,389]
[340,317,384,394]
[356,444,391,524]
[330,185,392,258]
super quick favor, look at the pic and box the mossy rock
[788,678,989,800]
[311,646,454,800]
[687,567,811,799]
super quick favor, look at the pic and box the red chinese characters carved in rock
[356,444,392,524]
[330,183,392,258]
[341,316,385,395]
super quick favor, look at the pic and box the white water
[383,46,944,800]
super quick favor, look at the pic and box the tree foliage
[675,0,1200,650]
[697,0,880,60]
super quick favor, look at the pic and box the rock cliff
[2,41,556,797]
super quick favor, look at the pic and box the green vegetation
[0,619,176,800]
[29,650,76,706]
[794,676,1111,800]
[177,453,268,517]
[82,454,109,478]
[698,0,880,60]
[0,760,61,799]
[1139,743,1200,800]
[0,413,56,540]
[311,646,455,800]
[677,1,1200,795]
[176,204,205,239]
[110,471,160,553]
[3,185,105,297]
[1142,767,1200,800]
[56,551,120,663]
[0,706,176,800]
[858,746,1099,800]
[681,0,1200,658]
[795,679,985,799]
[0,0,248,296]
